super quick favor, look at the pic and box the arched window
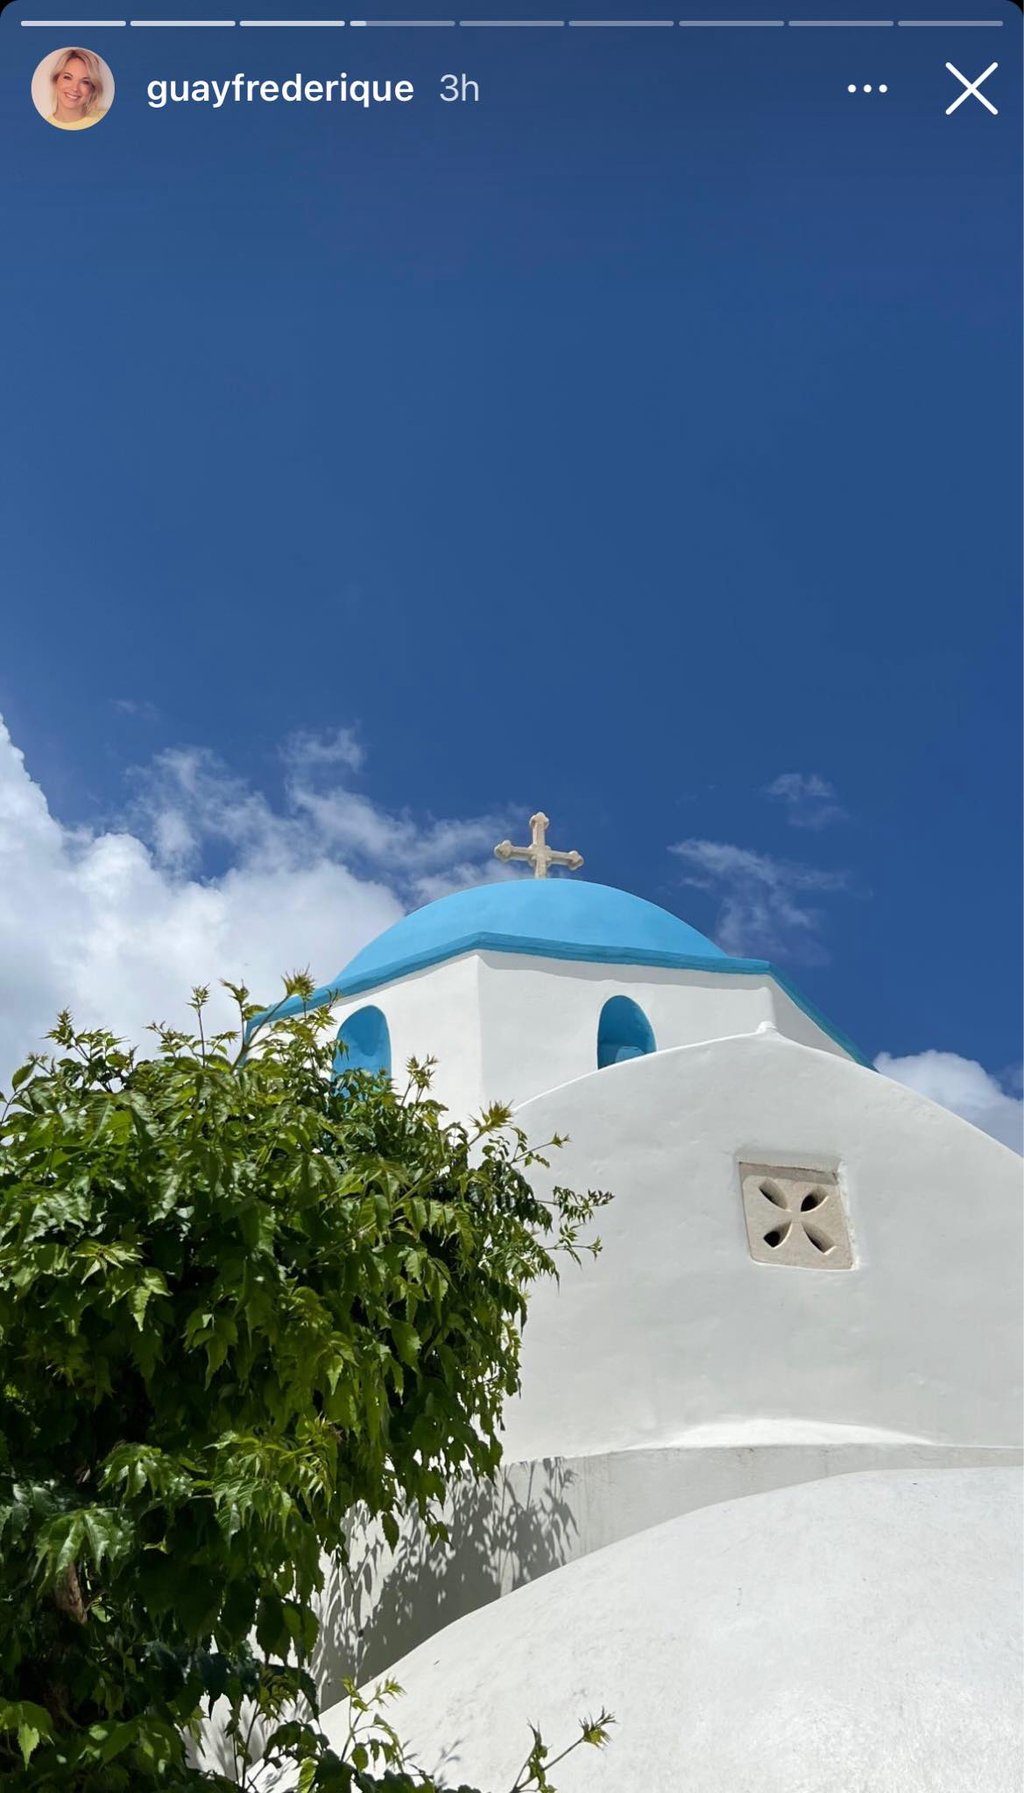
[597,995,656,1070]
[335,1005,391,1079]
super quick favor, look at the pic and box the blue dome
[334,879,730,997]
[252,875,865,1066]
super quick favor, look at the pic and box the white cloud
[669,837,848,965]
[111,698,160,722]
[875,1051,1023,1154]
[281,727,365,774]
[765,772,845,831]
[0,716,509,1080]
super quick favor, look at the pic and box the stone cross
[494,812,584,879]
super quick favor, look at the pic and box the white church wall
[309,1469,1024,1793]
[768,975,856,1054]
[475,952,848,1111]
[308,1438,1021,1702]
[331,955,484,1118]
[499,1031,1023,1460]
[330,950,850,1119]
[479,955,766,1107]
[291,945,1022,1734]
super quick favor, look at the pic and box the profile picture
[32,47,114,132]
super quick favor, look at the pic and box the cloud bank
[0,717,507,1075]
[875,1051,1022,1154]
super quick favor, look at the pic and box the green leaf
[92,1718,139,1763]
[256,1592,289,1658]
[0,1703,54,1769]
[390,1319,420,1369]
[17,1721,42,1769]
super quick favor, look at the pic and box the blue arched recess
[335,1005,391,1079]
[597,995,656,1069]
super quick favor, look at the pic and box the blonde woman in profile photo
[38,48,111,131]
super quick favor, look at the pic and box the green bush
[0,979,610,1790]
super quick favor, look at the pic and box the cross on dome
[494,811,584,880]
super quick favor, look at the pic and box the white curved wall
[502,1031,1022,1458]
[309,1438,1019,1700]
[315,1469,1023,1793]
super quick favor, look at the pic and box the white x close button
[945,61,999,117]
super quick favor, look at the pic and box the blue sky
[0,2,1020,1136]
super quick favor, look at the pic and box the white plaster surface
[332,950,850,1121]
[314,1442,1021,1697]
[332,954,485,1120]
[474,954,849,1110]
[238,907,1022,1792]
[501,1030,1022,1459]
[315,1468,1024,1793]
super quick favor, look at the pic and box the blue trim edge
[248,930,868,1065]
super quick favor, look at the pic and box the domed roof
[337,878,730,997]
[313,1468,1021,1793]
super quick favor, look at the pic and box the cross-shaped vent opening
[739,1164,853,1270]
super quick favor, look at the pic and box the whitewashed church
[266,815,1023,1792]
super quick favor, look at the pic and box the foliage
[257,1675,614,1793]
[0,978,610,1790]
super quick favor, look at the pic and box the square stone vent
[739,1163,853,1270]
